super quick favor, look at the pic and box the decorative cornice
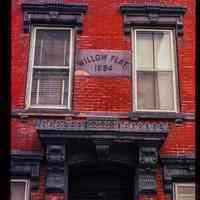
[37,118,168,146]
[120,5,186,35]
[21,3,88,32]
[160,154,195,193]
[11,151,43,190]
[120,5,186,14]
[37,118,169,133]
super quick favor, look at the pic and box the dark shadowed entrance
[69,162,134,200]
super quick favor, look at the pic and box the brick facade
[11,0,195,200]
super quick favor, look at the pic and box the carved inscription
[75,49,131,76]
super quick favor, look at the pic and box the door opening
[69,163,134,200]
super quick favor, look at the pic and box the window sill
[11,109,195,121]
[129,112,195,121]
[11,108,79,118]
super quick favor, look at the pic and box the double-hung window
[11,180,30,200]
[26,27,74,109]
[173,183,195,200]
[134,29,178,112]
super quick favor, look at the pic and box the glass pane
[11,182,26,200]
[136,32,154,69]
[177,185,195,194]
[154,31,172,69]
[34,29,70,66]
[31,68,69,106]
[156,72,174,110]
[137,71,155,110]
[137,71,174,110]
[176,185,195,200]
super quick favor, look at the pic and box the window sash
[137,71,175,110]
[34,29,70,67]
[26,27,74,109]
[11,180,29,200]
[133,29,177,112]
[174,183,195,200]
[30,68,69,107]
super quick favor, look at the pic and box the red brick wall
[11,0,195,200]
[73,77,132,112]
[11,118,42,151]
[12,0,195,113]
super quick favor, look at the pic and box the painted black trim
[46,145,66,193]
[160,154,195,193]
[21,3,88,32]
[120,5,186,35]
[120,5,186,14]
[11,151,43,190]
[22,3,88,13]
[137,147,158,194]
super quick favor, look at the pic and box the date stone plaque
[75,49,132,76]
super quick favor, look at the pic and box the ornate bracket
[11,151,43,190]
[120,5,186,36]
[21,2,88,32]
[160,154,195,193]
[46,145,66,192]
[94,140,110,162]
[137,147,158,194]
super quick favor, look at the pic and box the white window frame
[173,183,195,200]
[132,28,178,112]
[26,26,75,109]
[11,179,30,200]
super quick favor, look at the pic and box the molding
[11,151,43,190]
[67,140,137,166]
[21,3,88,32]
[160,154,195,193]
[137,147,158,194]
[11,108,78,118]
[37,118,169,133]
[120,5,186,35]
[11,109,195,121]
[129,112,194,121]
[46,145,66,193]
